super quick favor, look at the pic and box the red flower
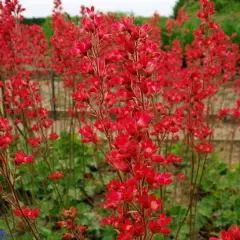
[177,172,185,180]
[79,225,87,233]
[73,90,89,102]
[14,206,40,220]
[63,233,74,239]
[0,118,12,132]
[0,132,13,149]
[13,209,22,217]
[104,191,122,209]
[211,225,240,240]
[117,232,133,240]
[61,207,78,220]
[158,212,172,228]
[30,124,40,132]
[57,221,66,227]
[148,212,171,234]
[79,125,97,144]
[166,154,182,164]
[228,225,240,239]
[160,227,171,235]
[137,190,149,208]
[42,120,53,129]
[148,220,161,233]
[152,154,165,163]
[28,137,41,148]
[107,150,129,172]
[135,112,152,129]
[149,196,162,211]
[196,142,212,153]
[49,133,59,140]
[155,172,173,185]
[142,139,156,158]
[48,171,64,180]
[14,151,34,165]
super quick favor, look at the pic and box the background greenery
[2,133,238,239]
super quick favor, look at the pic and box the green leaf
[68,188,83,200]
[235,198,240,222]
[76,202,91,214]
[40,228,51,237]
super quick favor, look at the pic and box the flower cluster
[0,0,53,155]
[0,117,13,149]
[57,207,87,239]
[14,151,34,165]
[210,225,240,240]
[48,171,64,180]
[14,206,40,220]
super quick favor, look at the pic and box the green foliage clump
[172,0,187,18]
[173,0,240,18]
[23,17,46,26]
[165,141,240,239]
[42,17,53,41]
[1,133,115,239]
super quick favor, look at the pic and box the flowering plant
[0,0,239,239]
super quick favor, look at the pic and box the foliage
[42,17,54,41]
[172,0,187,19]
[1,133,114,239]
[199,160,240,231]
[173,0,240,17]
[163,143,240,239]
[23,17,46,26]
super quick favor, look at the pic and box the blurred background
[21,0,240,46]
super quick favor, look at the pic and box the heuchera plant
[51,0,238,239]
[0,0,239,239]
[0,0,60,239]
